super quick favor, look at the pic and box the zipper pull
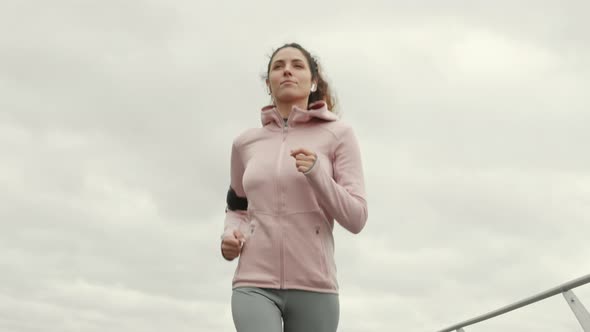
[282,118,288,138]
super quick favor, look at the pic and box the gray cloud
[1,1,589,331]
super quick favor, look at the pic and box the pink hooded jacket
[222,101,368,294]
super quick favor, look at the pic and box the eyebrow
[272,58,306,65]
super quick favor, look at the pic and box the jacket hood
[260,100,338,127]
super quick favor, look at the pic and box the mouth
[280,81,297,86]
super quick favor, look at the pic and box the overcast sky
[1,1,589,331]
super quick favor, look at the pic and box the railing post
[562,290,590,331]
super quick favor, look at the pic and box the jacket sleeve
[221,139,249,239]
[304,125,368,234]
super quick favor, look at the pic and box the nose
[282,65,293,76]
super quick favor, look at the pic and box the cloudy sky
[1,1,589,331]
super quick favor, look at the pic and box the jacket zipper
[275,110,290,289]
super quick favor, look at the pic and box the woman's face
[267,47,315,104]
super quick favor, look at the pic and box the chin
[276,92,307,103]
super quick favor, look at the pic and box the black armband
[226,186,248,211]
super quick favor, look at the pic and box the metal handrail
[436,274,590,332]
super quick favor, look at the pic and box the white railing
[436,274,590,332]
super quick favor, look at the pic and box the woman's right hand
[221,230,245,261]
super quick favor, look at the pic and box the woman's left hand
[290,148,317,173]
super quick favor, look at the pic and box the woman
[220,42,368,332]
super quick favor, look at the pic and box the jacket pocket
[282,210,334,289]
[234,223,256,277]
[233,213,279,285]
[315,224,328,276]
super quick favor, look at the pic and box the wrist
[303,157,318,175]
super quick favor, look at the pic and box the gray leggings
[231,287,339,332]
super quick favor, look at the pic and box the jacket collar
[260,100,338,127]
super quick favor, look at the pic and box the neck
[275,99,308,119]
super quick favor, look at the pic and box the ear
[266,78,271,93]
[310,79,318,92]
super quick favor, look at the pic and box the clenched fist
[290,148,317,173]
[221,230,245,261]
